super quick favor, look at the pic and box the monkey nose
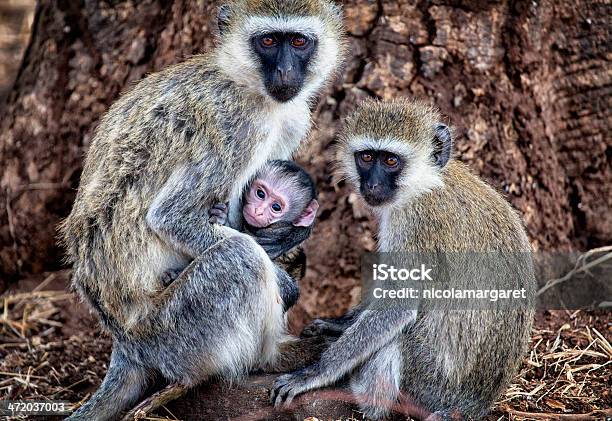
[277,67,293,83]
[367,182,379,190]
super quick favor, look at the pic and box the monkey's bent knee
[210,234,269,263]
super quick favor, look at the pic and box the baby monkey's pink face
[243,178,319,228]
[243,179,290,227]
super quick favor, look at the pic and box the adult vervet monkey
[60,1,346,419]
[272,99,536,421]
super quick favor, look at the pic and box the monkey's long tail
[66,346,150,421]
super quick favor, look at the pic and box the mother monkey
[60,1,346,419]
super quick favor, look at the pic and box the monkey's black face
[251,32,317,102]
[354,150,403,206]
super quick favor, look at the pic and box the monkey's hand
[160,269,182,287]
[208,203,229,225]
[270,363,322,407]
[273,307,416,407]
[301,305,362,338]
[300,319,347,338]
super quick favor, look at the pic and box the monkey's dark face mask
[354,150,403,207]
[251,32,317,102]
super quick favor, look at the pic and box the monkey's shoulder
[96,54,234,125]
[84,56,244,171]
[409,161,529,250]
[441,161,520,215]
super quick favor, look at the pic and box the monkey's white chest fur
[228,99,311,223]
[261,99,311,158]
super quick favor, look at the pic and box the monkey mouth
[361,189,394,207]
[364,196,390,206]
[267,84,302,102]
[243,211,268,228]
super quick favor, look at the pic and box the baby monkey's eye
[271,203,282,213]
[256,188,266,199]
[360,152,374,163]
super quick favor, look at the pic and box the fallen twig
[121,384,187,421]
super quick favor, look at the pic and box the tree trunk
[0,0,34,104]
[0,0,610,322]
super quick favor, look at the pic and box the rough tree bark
[0,0,610,321]
[0,1,34,103]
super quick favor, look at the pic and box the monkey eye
[271,203,282,213]
[384,156,399,167]
[256,188,266,199]
[291,36,308,48]
[360,152,374,163]
[260,36,277,48]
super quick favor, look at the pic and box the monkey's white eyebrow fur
[215,14,340,104]
[243,16,326,37]
[349,136,416,159]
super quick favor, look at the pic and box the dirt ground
[1,271,610,420]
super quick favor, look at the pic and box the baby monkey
[212,159,319,230]
[163,160,319,290]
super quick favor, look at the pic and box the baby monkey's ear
[293,199,320,227]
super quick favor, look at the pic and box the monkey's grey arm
[271,307,417,406]
[147,165,235,257]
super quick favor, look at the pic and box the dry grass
[0,276,112,415]
[492,310,611,420]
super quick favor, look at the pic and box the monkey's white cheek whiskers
[401,161,443,200]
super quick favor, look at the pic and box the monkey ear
[433,124,453,168]
[330,3,344,20]
[293,199,319,227]
[218,5,232,35]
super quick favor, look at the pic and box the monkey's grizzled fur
[59,1,346,419]
[273,99,536,420]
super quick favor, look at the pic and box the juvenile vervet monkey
[272,99,536,421]
[162,159,320,295]
[59,1,345,419]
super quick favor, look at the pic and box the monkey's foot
[121,383,187,421]
[270,365,321,408]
